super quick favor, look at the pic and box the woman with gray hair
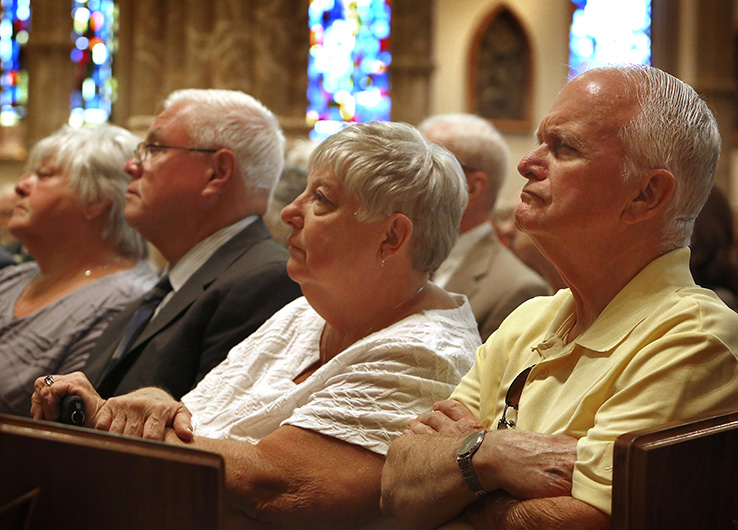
[0,124,157,416]
[33,121,481,528]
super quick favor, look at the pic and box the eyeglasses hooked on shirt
[497,364,536,430]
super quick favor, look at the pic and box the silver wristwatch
[456,430,487,496]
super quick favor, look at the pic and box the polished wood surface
[612,409,738,530]
[0,413,224,530]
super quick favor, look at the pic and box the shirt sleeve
[573,332,738,514]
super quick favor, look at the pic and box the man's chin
[123,206,144,229]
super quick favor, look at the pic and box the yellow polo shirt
[451,247,738,515]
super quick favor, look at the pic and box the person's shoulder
[387,294,484,352]
[227,296,316,346]
[0,246,15,269]
[229,219,291,262]
[0,260,37,283]
[116,260,158,287]
[487,242,550,292]
[502,288,566,319]
[77,262,156,312]
[483,289,566,346]
[199,236,294,293]
[670,285,738,336]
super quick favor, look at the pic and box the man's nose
[124,157,143,179]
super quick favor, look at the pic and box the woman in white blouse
[32,121,481,529]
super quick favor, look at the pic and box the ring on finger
[44,375,54,387]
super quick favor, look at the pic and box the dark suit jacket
[84,219,302,399]
[0,247,15,269]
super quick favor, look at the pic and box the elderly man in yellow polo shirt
[380,64,738,530]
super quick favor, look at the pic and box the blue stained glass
[70,0,117,126]
[0,0,30,126]
[307,0,391,141]
[569,0,651,76]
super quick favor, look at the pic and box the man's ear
[379,213,414,262]
[466,170,488,203]
[203,149,237,196]
[622,168,675,224]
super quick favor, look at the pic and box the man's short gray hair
[163,89,285,198]
[308,121,468,273]
[26,124,147,258]
[418,113,509,212]
[601,65,721,248]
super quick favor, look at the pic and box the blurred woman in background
[690,186,738,310]
[0,124,156,416]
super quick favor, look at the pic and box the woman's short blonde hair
[309,121,468,273]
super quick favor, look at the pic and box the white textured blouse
[183,295,481,455]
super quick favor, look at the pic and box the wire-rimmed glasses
[134,142,218,163]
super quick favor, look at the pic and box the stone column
[118,0,168,133]
[691,0,735,195]
[389,0,433,125]
[653,0,735,195]
[25,0,75,147]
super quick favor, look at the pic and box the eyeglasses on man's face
[497,364,536,430]
[133,142,218,163]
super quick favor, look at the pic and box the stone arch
[467,5,532,132]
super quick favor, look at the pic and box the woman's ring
[44,375,54,387]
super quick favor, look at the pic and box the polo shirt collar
[543,247,694,354]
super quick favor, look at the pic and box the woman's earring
[381,250,385,267]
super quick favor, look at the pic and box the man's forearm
[166,426,389,530]
[465,493,610,530]
[382,429,580,530]
[381,433,481,530]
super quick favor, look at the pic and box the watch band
[456,430,487,496]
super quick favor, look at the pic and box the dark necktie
[108,275,173,363]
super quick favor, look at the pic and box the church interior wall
[0,0,735,213]
[431,0,573,209]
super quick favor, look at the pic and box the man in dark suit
[83,89,301,399]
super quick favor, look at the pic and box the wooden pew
[612,409,738,530]
[0,413,224,530]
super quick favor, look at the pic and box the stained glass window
[569,0,651,76]
[69,0,117,126]
[0,0,30,127]
[307,0,391,141]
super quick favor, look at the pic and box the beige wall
[431,0,573,209]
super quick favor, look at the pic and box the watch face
[459,430,485,457]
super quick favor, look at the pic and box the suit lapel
[123,219,271,353]
[444,232,501,297]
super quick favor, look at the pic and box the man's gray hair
[163,89,285,197]
[309,121,468,273]
[418,113,509,212]
[26,124,147,259]
[604,65,721,248]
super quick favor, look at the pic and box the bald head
[419,113,509,212]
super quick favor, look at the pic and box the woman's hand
[405,399,486,435]
[95,387,194,442]
[31,372,193,442]
[31,371,107,427]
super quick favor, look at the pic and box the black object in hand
[59,395,86,426]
